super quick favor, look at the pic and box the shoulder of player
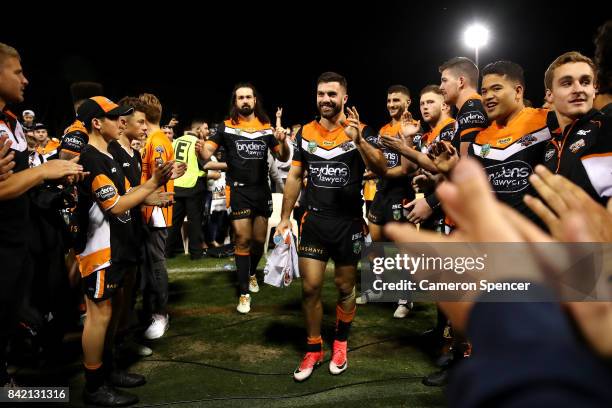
[475,108,549,145]
[457,98,488,128]
[580,110,612,147]
[224,118,272,133]
[441,118,456,131]
[379,120,399,133]
[298,120,320,141]
[80,146,114,176]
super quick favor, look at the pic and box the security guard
[166,132,207,259]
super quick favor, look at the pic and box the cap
[22,110,35,117]
[76,96,134,125]
[60,120,89,155]
[33,122,46,130]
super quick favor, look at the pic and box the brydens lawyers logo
[235,139,267,159]
[384,151,399,167]
[309,161,350,188]
[485,160,532,193]
[63,135,85,150]
[459,111,486,126]
[95,185,116,201]
[545,149,555,162]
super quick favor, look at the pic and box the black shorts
[228,185,273,220]
[367,192,411,225]
[298,212,367,265]
[82,264,135,302]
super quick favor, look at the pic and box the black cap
[76,96,134,125]
[60,120,89,155]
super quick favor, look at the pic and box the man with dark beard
[277,72,387,382]
[196,83,290,314]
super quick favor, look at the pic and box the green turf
[25,254,446,407]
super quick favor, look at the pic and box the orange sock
[335,305,356,342]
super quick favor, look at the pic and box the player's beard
[390,106,405,121]
[318,102,341,119]
[239,105,254,116]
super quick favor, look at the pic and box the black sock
[249,251,263,277]
[335,320,352,342]
[306,336,323,352]
[235,254,251,295]
[103,349,115,377]
[85,364,105,392]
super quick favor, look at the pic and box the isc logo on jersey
[235,140,267,159]
[485,160,532,193]
[309,161,350,188]
[383,150,399,167]
[95,185,116,201]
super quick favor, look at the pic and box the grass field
[16,254,446,407]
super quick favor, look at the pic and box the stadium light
[464,23,489,68]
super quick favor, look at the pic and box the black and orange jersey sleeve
[79,148,121,212]
[580,116,612,199]
[267,131,280,153]
[440,121,456,142]
[91,174,120,211]
[291,129,303,167]
[364,127,380,147]
[362,125,378,147]
[207,123,224,151]
[457,98,488,144]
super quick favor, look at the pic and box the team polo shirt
[206,118,280,187]
[292,120,377,218]
[543,109,612,204]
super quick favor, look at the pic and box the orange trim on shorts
[336,305,356,323]
[299,211,309,237]
[97,269,106,298]
[235,249,251,256]
[84,362,103,370]
[225,185,231,208]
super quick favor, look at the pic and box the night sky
[3,1,608,135]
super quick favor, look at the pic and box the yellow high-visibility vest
[172,134,205,188]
